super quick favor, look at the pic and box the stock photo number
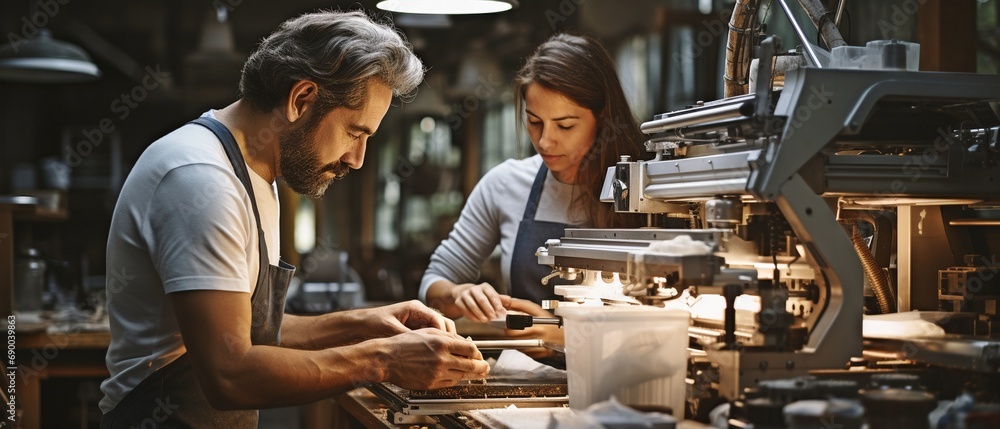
[5,315,15,426]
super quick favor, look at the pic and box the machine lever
[505,314,562,330]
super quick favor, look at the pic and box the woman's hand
[449,282,509,323]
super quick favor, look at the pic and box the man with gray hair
[100,10,489,428]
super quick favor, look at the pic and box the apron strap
[522,163,549,221]
[188,117,271,294]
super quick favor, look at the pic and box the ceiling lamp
[376,0,516,15]
[394,13,453,29]
[402,72,451,117]
[0,28,100,83]
[450,40,503,98]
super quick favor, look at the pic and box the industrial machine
[363,1,1000,427]
[535,4,1000,425]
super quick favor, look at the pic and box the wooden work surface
[19,329,112,350]
[13,328,111,429]
[331,388,398,428]
[330,387,717,429]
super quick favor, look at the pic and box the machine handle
[505,314,562,330]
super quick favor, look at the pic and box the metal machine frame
[542,63,1000,399]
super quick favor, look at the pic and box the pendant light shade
[0,28,100,83]
[376,0,516,15]
[402,72,450,117]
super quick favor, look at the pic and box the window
[480,98,525,174]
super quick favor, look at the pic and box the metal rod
[777,0,823,67]
[531,317,562,326]
[949,219,1000,226]
[471,339,544,350]
[640,103,749,134]
[504,314,562,329]
[834,0,846,26]
[688,326,754,339]
[678,117,753,137]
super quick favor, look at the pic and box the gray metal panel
[641,151,759,200]
[776,175,862,353]
[563,228,726,241]
[823,152,1000,198]
[599,167,615,202]
[546,229,725,285]
[754,68,1000,200]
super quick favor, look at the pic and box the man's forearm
[170,291,481,411]
[202,338,389,410]
[280,312,370,349]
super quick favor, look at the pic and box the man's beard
[279,115,350,199]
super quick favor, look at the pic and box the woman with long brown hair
[421,33,645,338]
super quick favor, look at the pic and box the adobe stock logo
[544,0,587,30]
[63,65,171,168]
[876,0,928,39]
[671,9,731,66]
[129,397,180,429]
[444,73,503,130]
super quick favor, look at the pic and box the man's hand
[281,300,458,349]
[363,300,457,337]
[379,328,491,390]
[169,291,485,409]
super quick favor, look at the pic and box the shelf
[8,190,69,222]
[13,207,69,222]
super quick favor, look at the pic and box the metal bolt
[786,360,795,369]
[759,360,768,371]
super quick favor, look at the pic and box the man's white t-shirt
[99,111,279,413]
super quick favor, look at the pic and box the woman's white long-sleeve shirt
[419,154,586,301]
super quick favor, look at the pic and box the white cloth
[862,311,947,339]
[99,111,279,413]
[419,155,584,301]
[490,349,566,380]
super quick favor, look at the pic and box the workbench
[331,386,716,429]
[14,327,111,429]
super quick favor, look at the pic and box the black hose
[850,224,896,313]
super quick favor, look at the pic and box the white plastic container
[865,40,920,71]
[830,46,870,69]
[556,305,690,419]
[830,41,920,71]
